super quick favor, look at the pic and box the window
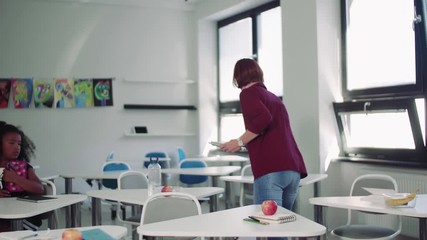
[217,0,282,141]
[335,0,427,166]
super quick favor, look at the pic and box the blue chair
[177,147,187,162]
[178,159,208,186]
[143,151,169,168]
[101,161,131,219]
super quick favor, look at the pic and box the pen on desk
[244,217,269,225]
[18,233,38,240]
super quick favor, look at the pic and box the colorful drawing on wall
[34,79,54,109]
[12,78,33,109]
[74,78,94,108]
[54,78,75,108]
[93,78,113,107]
[0,79,11,109]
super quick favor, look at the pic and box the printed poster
[12,78,33,109]
[54,78,75,108]
[0,79,11,108]
[74,78,94,108]
[34,79,54,109]
[93,78,113,107]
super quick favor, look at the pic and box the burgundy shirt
[240,83,307,180]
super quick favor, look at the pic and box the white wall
[0,0,200,193]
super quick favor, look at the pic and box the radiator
[359,168,427,237]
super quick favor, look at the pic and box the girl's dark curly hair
[0,122,36,162]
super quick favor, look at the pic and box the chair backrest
[102,161,131,189]
[347,174,401,233]
[179,159,208,185]
[118,171,149,190]
[241,164,253,176]
[41,179,56,195]
[140,192,202,225]
[144,151,169,168]
[177,147,187,162]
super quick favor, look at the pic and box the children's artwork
[12,78,33,109]
[0,79,11,108]
[74,78,94,108]
[34,79,54,109]
[54,78,75,108]
[93,78,113,107]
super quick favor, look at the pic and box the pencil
[244,217,269,225]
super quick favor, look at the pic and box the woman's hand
[220,139,241,153]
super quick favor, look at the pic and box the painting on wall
[34,79,54,109]
[54,78,75,108]
[93,78,113,107]
[0,79,11,109]
[74,78,94,108]
[12,78,33,109]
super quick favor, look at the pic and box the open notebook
[249,212,297,224]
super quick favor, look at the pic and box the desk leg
[10,220,23,231]
[210,195,218,212]
[225,181,232,209]
[64,177,73,228]
[420,218,426,240]
[314,205,325,240]
[91,197,102,226]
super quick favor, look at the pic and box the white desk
[220,173,328,208]
[0,194,86,230]
[137,204,326,239]
[0,225,127,240]
[310,194,427,240]
[185,155,249,166]
[86,187,224,225]
[161,166,241,187]
[61,169,150,193]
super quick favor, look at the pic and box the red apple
[62,229,82,240]
[161,185,174,192]
[261,200,278,215]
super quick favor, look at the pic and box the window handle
[364,102,371,114]
[413,6,422,30]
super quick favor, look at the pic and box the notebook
[249,212,297,224]
[81,228,115,240]
[16,195,57,203]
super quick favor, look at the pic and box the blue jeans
[254,170,301,240]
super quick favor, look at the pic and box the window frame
[217,0,280,114]
[340,0,427,100]
[216,0,281,141]
[337,0,427,167]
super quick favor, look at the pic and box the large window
[217,0,282,142]
[335,0,427,166]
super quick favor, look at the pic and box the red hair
[233,58,264,88]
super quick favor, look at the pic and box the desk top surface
[61,166,241,179]
[137,204,326,237]
[220,173,328,185]
[0,225,127,240]
[185,155,249,163]
[0,194,87,219]
[86,187,224,205]
[310,194,427,218]
[161,166,241,176]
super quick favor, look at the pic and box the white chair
[239,164,253,206]
[41,179,59,229]
[330,174,401,240]
[101,161,131,220]
[117,171,148,240]
[139,192,202,240]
